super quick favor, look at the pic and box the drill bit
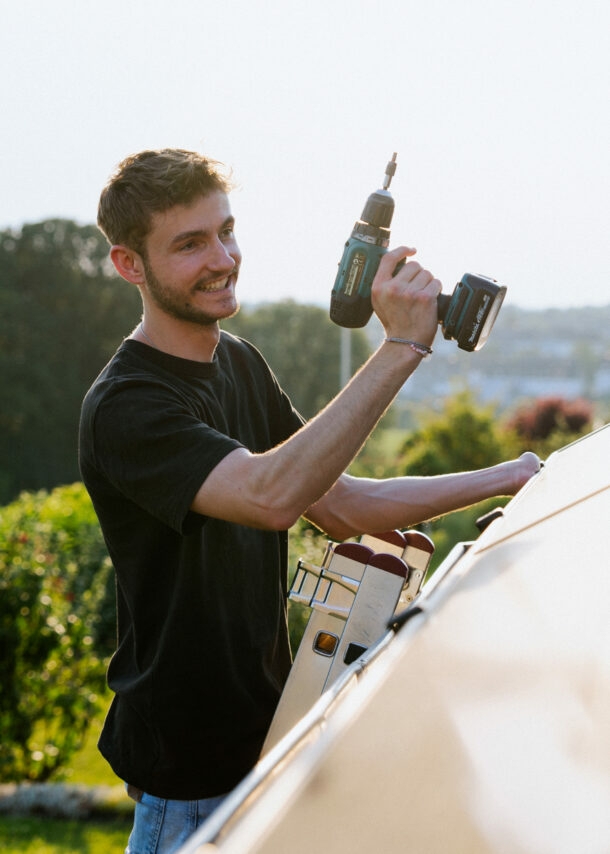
[383,153,398,190]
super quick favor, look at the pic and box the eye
[220,217,236,240]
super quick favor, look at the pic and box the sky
[1,0,609,311]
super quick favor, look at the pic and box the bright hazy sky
[2,0,609,311]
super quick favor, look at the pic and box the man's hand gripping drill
[372,246,442,354]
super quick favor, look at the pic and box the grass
[0,815,130,853]
[0,698,133,854]
[60,698,123,788]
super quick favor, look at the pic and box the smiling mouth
[196,271,237,293]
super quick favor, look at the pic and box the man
[79,148,539,853]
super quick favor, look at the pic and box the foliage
[348,424,406,479]
[398,390,507,477]
[506,395,593,457]
[222,300,370,418]
[0,484,114,783]
[382,391,509,569]
[287,518,328,654]
[61,692,122,786]
[420,498,507,574]
[385,390,598,571]
[0,220,141,503]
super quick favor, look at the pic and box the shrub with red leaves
[508,396,593,442]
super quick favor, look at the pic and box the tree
[222,301,370,418]
[0,220,141,502]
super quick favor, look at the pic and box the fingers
[372,245,442,346]
[377,245,416,278]
[401,264,442,294]
[520,451,543,475]
[508,452,544,494]
[377,247,441,295]
[389,259,443,297]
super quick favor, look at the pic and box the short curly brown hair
[97,148,234,253]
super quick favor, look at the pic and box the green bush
[0,484,113,782]
[287,518,328,654]
[398,390,507,477]
[393,392,516,571]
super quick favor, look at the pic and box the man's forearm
[306,454,541,542]
[269,343,423,513]
[195,341,425,530]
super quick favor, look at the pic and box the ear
[110,245,146,285]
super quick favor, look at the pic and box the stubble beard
[142,257,240,326]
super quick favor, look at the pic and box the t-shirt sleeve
[89,378,243,532]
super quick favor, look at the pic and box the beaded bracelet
[384,337,433,357]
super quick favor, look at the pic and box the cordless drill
[330,154,507,351]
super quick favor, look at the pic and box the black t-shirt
[79,332,304,798]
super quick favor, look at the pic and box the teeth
[201,277,229,292]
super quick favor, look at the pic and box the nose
[208,236,239,272]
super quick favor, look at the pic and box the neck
[138,323,156,348]
[132,318,220,362]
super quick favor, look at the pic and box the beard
[142,257,240,326]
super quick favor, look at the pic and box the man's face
[140,191,241,325]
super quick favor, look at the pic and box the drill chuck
[361,189,395,229]
[330,155,398,328]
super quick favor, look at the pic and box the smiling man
[79,148,540,854]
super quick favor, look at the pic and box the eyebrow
[169,216,235,248]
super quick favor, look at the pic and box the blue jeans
[125,787,228,854]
